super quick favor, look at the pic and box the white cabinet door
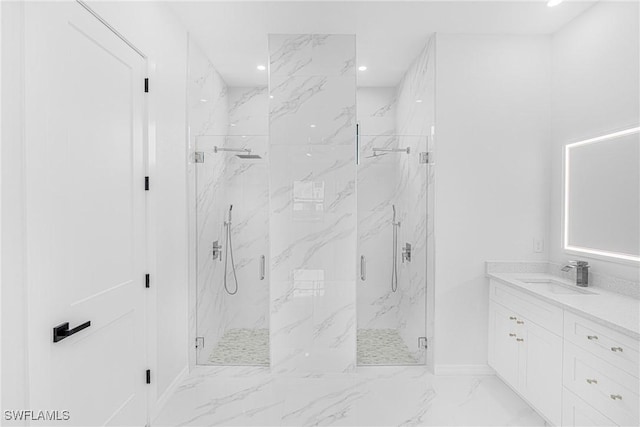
[489,301,519,387]
[562,388,617,427]
[519,318,563,426]
[24,2,147,425]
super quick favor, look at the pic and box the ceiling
[167,1,596,87]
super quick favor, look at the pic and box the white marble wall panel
[270,75,356,146]
[357,87,397,137]
[269,34,357,373]
[356,88,402,335]
[228,86,268,136]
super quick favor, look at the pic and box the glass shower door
[356,134,428,365]
[194,134,270,365]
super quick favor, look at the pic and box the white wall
[434,34,551,371]
[1,0,191,417]
[550,1,640,282]
[1,1,29,417]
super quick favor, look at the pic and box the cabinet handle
[509,316,517,320]
[516,320,524,325]
[587,335,598,340]
[516,338,524,342]
[611,347,623,352]
[260,255,265,280]
[360,255,366,281]
[508,333,516,337]
[610,394,622,401]
[586,379,598,385]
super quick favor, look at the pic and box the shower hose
[224,205,239,295]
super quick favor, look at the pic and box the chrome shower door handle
[360,255,366,281]
[260,255,265,280]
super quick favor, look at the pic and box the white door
[24,2,147,425]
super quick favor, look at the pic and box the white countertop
[487,272,640,340]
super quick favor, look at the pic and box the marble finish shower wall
[187,40,229,364]
[356,88,405,331]
[394,35,436,362]
[223,86,269,333]
[268,34,357,373]
[228,86,268,136]
[194,86,270,364]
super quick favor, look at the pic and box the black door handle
[53,321,91,343]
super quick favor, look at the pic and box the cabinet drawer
[564,312,639,378]
[489,280,563,335]
[564,342,639,427]
[562,388,617,427]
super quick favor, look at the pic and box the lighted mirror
[564,127,640,262]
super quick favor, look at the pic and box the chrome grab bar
[360,255,366,281]
[260,255,265,280]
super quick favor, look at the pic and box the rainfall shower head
[213,146,262,159]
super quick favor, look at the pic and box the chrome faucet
[561,260,590,287]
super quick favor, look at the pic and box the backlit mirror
[564,127,640,262]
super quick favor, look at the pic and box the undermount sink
[517,278,595,295]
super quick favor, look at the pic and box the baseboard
[150,365,188,421]
[434,364,495,376]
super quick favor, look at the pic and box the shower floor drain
[208,328,270,366]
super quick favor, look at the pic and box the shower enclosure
[194,134,270,365]
[190,34,435,370]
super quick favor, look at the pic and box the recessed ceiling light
[547,0,563,7]
[269,95,274,99]
[257,65,266,71]
[415,99,423,103]
[310,124,316,128]
[200,99,208,103]
[358,66,367,71]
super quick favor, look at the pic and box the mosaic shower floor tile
[357,328,418,365]
[208,328,270,366]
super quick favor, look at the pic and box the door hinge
[194,151,205,163]
[146,369,151,384]
[145,274,150,288]
[419,152,431,164]
[144,78,149,93]
[145,176,149,191]
[196,337,204,349]
[418,337,428,349]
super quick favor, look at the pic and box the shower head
[235,154,262,159]
[364,152,389,159]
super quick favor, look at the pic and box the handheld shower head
[228,205,233,222]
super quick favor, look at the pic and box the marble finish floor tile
[153,366,545,427]
[208,328,270,366]
[357,329,417,365]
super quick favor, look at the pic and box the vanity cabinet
[488,279,640,427]
[488,281,563,426]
